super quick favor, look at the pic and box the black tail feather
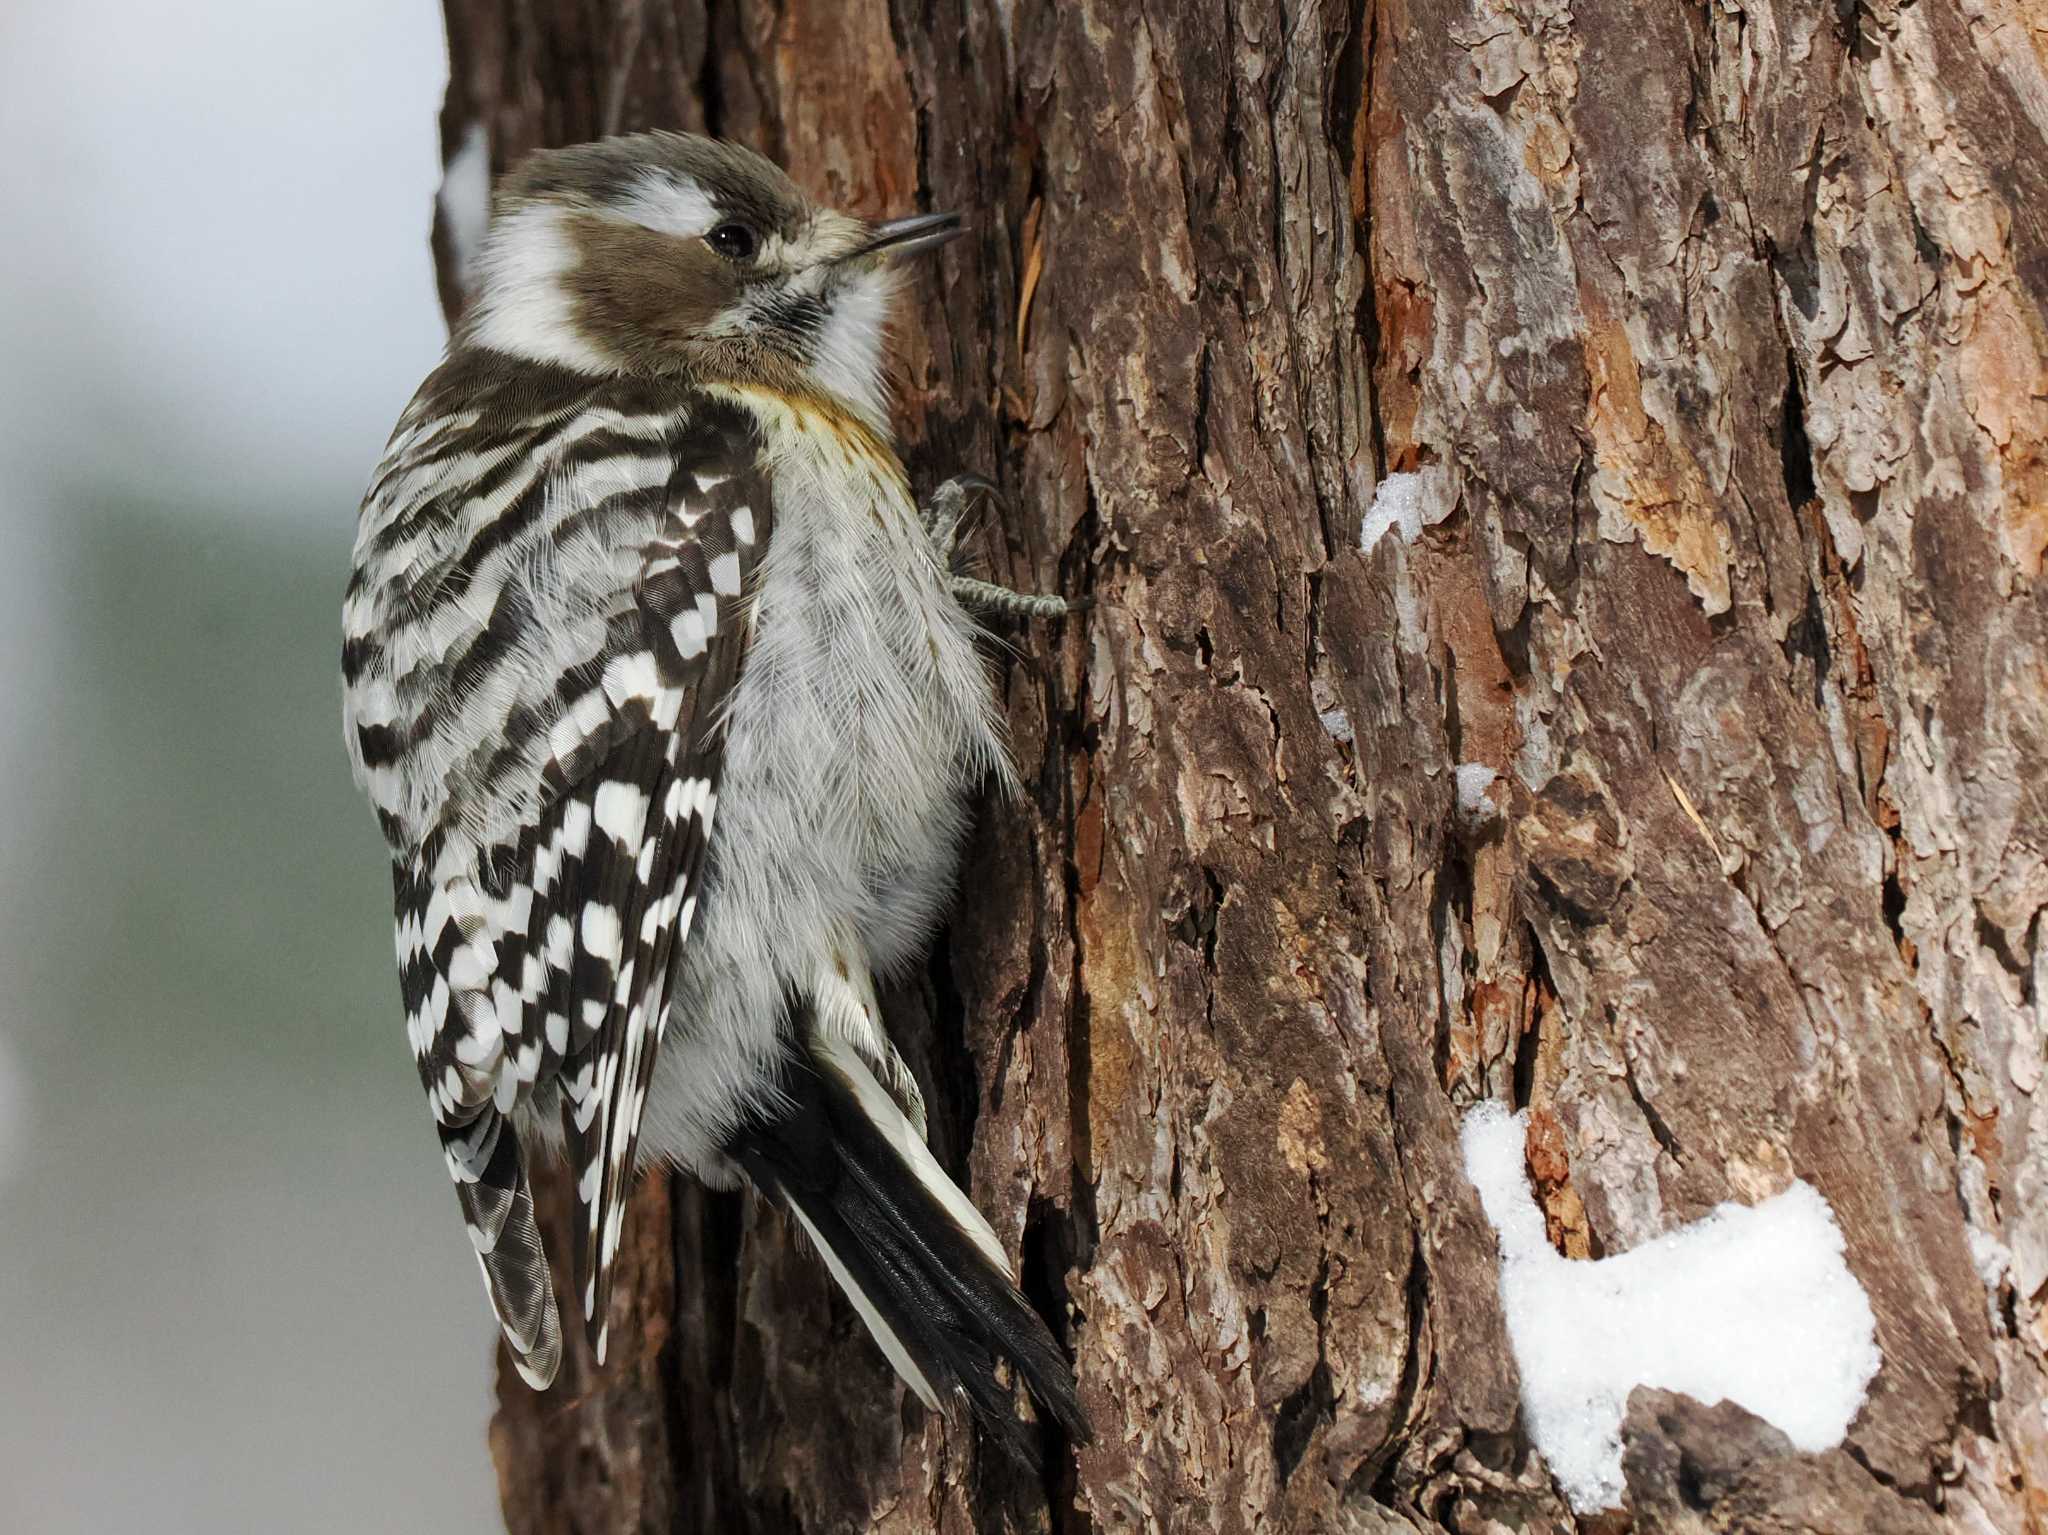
[729,1031,1091,1458]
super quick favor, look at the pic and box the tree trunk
[433,1,2048,1530]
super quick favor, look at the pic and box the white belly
[634,394,1005,1174]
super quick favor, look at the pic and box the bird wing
[348,366,773,1384]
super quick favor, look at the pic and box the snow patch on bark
[1455,762,1499,822]
[1359,463,1457,553]
[1460,1102,1882,1513]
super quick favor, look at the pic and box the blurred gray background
[0,3,503,1529]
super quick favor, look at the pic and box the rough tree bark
[429,1,2048,1530]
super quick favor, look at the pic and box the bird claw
[920,474,1077,620]
[919,473,998,571]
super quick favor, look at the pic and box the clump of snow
[1360,463,1457,554]
[1455,762,1499,821]
[1968,1225,2014,1291]
[1360,474,1426,552]
[1460,1102,1882,1513]
[438,122,492,297]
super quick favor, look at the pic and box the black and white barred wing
[347,376,771,1385]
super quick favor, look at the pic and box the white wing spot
[560,800,594,859]
[671,609,708,659]
[592,780,651,844]
[581,901,623,965]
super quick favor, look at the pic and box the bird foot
[920,475,1077,620]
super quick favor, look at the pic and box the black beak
[854,212,965,260]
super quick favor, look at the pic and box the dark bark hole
[694,8,729,138]
[1478,76,1525,115]
[1779,353,1817,510]
[1191,337,1214,475]
[1020,1199,1084,1355]
[1431,838,1476,1086]
[1881,864,1908,946]
[700,1189,746,1386]
[1909,206,1944,271]
[1511,1017,1539,1112]
[1511,927,1556,1112]
[1837,0,1883,62]
[1975,911,2031,989]
[1330,0,1388,475]
[1020,1198,1093,1533]
[1527,862,1610,931]
[1329,0,1369,188]
[1169,866,1226,972]
[1782,586,1833,711]
[1774,233,1822,323]
[1495,597,1537,680]
[1276,1235,1338,1484]
[663,1182,748,1523]
[1676,1442,1713,1509]
[1463,1430,1517,1474]
[1272,1358,1335,1483]
[1359,1231,1431,1504]
[925,926,988,1145]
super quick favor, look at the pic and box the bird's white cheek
[807,268,899,425]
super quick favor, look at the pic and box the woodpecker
[341,131,1085,1452]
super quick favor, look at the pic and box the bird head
[457,131,960,424]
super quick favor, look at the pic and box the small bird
[341,131,1085,1451]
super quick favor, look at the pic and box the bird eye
[705,222,760,262]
